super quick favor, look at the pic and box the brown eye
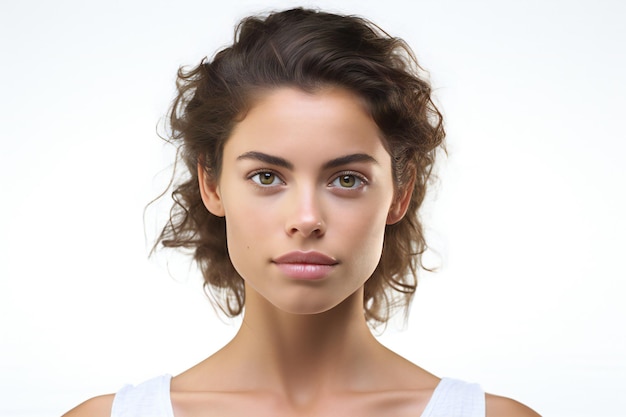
[260,172,275,185]
[251,172,281,186]
[339,175,356,188]
[330,173,364,189]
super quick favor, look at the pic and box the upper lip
[272,251,338,265]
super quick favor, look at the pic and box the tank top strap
[111,374,174,417]
[420,377,485,417]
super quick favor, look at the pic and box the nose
[285,184,326,238]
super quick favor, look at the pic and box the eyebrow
[321,153,379,170]
[237,151,293,169]
[236,151,379,170]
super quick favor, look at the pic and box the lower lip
[273,263,335,280]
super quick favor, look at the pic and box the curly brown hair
[156,8,445,326]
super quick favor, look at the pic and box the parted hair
[157,8,445,326]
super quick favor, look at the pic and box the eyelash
[248,170,285,187]
[247,170,369,190]
[328,171,368,189]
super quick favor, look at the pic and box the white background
[1,1,625,416]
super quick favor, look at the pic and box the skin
[63,87,540,417]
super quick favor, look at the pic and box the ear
[198,163,225,217]
[386,180,414,225]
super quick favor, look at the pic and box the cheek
[224,219,258,281]
[225,207,266,252]
[222,195,279,278]
[334,200,389,265]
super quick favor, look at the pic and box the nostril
[287,219,326,238]
[285,190,326,237]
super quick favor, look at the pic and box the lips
[272,251,338,280]
[272,251,338,265]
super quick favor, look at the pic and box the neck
[226,286,383,404]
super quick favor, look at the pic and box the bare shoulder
[486,393,541,417]
[62,394,115,417]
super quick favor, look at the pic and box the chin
[278,302,338,316]
[268,295,347,316]
[272,290,364,317]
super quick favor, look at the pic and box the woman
[64,8,539,417]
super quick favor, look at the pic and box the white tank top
[111,374,484,417]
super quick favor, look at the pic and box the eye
[250,171,283,186]
[330,173,366,189]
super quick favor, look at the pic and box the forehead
[224,87,390,163]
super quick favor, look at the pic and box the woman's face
[200,87,409,315]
